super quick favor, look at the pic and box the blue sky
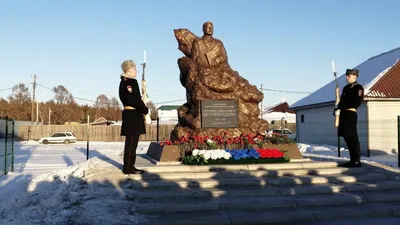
[0,0,399,108]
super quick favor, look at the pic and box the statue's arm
[190,39,199,61]
[213,41,228,65]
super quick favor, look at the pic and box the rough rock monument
[170,21,268,140]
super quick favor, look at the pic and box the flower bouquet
[182,147,289,165]
[158,131,293,164]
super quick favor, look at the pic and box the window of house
[301,114,304,123]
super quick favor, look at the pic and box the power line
[151,87,311,105]
[36,83,52,91]
[150,92,185,97]
[0,82,33,92]
[0,87,14,92]
[2,81,101,104]
[36,83,96,103]
[72,96,96,103]
[153,99,186,104]
[261,87,311,94]
[31,74,37,124]
[37,83,119,102]
[69,90,119,100]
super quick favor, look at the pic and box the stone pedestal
[145,142,181,163]
[145,142,303,163]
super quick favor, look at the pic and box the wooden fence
[17,123,296,142]
[17,124,175,142]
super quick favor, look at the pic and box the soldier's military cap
[121,60,136,72]
[346,69,359,76]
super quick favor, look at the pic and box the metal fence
[13,141,90,175]
[398,115,400,167]
[5,115,400,175]
[297,115,400,168]
[0,116,15,175]
[15,121,297,142]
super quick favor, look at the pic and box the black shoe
[338,161,362,168]
[338,161,352,167]
[122,170,131,175]
[348,161,362,168]
[132,168,145,174]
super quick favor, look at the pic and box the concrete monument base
[145,142,303,163]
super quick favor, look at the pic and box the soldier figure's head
[202,21,214,36]
[345,69,359,84]
[121,60,137,78]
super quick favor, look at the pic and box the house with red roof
[261,101,296,124]
[290,47,400,155]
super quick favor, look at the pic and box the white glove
[335,109,341,116]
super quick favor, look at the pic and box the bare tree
[38,102,47,124]
[7,83,31,120]
[1,82,125,123]
[53,85,74,104]
[8,83,31,104]
[109,97,121,121]
[0,98,9,118]
[110,97,120,109]
[94,94,110,108]
[93,94,110,119]
[147,101,158,120]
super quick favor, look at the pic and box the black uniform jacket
[337,82,364,137]
[119,77,148,136]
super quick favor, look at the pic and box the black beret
[346,69,359,76]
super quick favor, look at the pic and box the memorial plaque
[201,100,238,128]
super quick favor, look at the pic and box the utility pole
[48,108,52,125]
[260,84,263,120]
[36,101,39,124]
[31,74,37,125]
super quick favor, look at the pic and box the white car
[268,128,297,141]
[39,132,77,144]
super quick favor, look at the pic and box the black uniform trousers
[343,136,361,163]
[338,110,361,163]
[123,134,140,174]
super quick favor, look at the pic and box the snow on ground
[10,141,150,176]
[0,141,399,224]
[1,157,139,225]
[0,141,151,225]
[0,141,151,199]
[298,143,399,168]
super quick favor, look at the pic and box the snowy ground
[9,141,150,175]
[0,142,147,205]
[0,141,399,224]
[298,143,399,168]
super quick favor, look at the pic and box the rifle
[332,60,341,157]
[142,50,152,125]
[332,60,340,127]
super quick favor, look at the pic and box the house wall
[262,112,296,123]
[367,101,400,154]
[0,119,26,139]
[295,102,368,155]
[158,109,178,122]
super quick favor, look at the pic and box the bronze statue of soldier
[190,21,228,68]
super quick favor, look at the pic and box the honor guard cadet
[333,69,364,167]
[119,60,149,174]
